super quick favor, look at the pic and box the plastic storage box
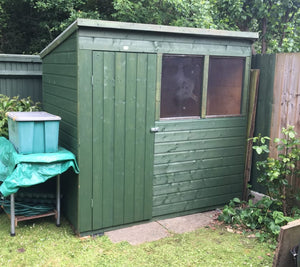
[7,111,61,154]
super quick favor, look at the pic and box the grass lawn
[0,210,275,267]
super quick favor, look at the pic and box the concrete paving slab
[105,221,169,245]
[158,210,218,234]
[105,210,220,245]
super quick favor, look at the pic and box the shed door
[92,51,157,230]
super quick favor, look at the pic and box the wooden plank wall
[42,33,78,154]
[271,53,300,188]
[250,54,276,193]
[251,53,300,192]
[42,33,79,231]
[271,53,300,153]
[153,117,247,217]
[0,54,42,102]
[78,28,252,57]
[91,51,156,231]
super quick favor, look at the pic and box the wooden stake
[243,69,260,200]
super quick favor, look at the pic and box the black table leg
[56,174,61,226]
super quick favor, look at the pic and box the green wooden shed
[40,19,258,236]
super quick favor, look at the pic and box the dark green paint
[124,53,137,224]
[92,51,156,231]
[80,29,254,47]
[144,54,157,219]
[153,192,242,217]
[77,49,93,232]
[42,32,80,231]
[43,52,77,65]
[43,64,77,77]
[79,36,251,57]
[0,55,42,102]
[241,57,251,115]
[250,54,276,192]
[153,117,247,217]
[92,51,104,230]
[153,182,243,203]
[201,55,209,118]
[134,53,148,221]
[154,146,244,164]
[41,20,255,235]
[155,137,246,154]
[157,116,246,131]
[153,165,244,186]
[155,126,245,143]
[155,54,162,121]
[154,155,245,175]
[113,52,126,225]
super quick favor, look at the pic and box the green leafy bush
[219,126,300,241]
[253,126,300,216]
[0,94,40,138]
[219,197,296,242]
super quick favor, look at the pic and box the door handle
[150,127,159,133]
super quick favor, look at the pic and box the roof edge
[40,19,259,58]
[77,18,258,40]
[40,20,79,58]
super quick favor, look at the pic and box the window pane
[207,57,245,116]
[160,55,203,118]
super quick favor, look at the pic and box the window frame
[156,54,251,121]
[159,54,204,119]
[205,56,246,118]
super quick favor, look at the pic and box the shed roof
[40,19,258,58]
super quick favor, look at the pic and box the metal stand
[10,194,15,236]
[56,174,61,226]
[10,174,61,236]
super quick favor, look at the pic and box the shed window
[160,55,203,118]
[206,57,245,116]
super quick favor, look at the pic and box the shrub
[219,197,297,243]
[219,126,300,241]
[0,94,40,138]
[253,126,300,216]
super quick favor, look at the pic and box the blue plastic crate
[7,112,61,154]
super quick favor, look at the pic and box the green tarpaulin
[0,137,79,197]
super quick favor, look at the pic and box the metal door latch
[150,127,159,133]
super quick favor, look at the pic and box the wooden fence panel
[272,53,300,143]
[251,53,300,192]
[272,53,300,188]
[0,54,42,103]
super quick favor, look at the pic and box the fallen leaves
[247,234,256,238]
[17,248,25,253]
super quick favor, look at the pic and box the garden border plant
[0,94,40,138]
[219,125,300,244]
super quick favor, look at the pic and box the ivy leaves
[218,196,293,242]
